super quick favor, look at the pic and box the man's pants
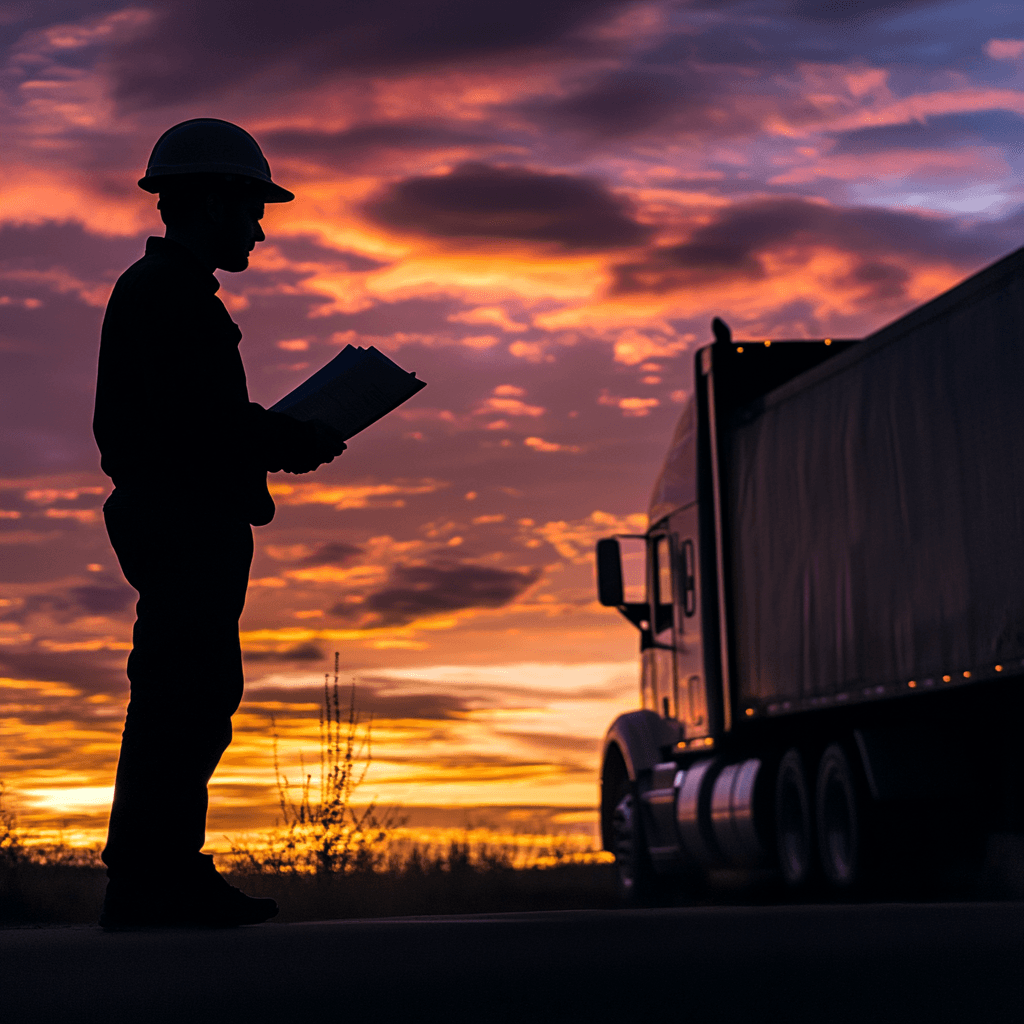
[102,500,253,879]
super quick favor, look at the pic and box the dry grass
[228,857,618,923]
[0,840,617,926]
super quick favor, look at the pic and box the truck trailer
[596,245,1024,898]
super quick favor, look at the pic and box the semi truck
[596,245,1024,897]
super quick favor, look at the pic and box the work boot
[100,855,278,930]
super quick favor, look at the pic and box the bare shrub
[227,652,400,876]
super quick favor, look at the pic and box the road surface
[2,903,1021,1023]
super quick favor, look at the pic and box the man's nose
[254,223,265,243]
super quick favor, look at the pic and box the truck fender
[603,710,674,783]
[600,711,676,850]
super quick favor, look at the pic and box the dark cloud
[363,162,652,250]
[103,0,631,110]
[247,684,472,723]
[527,70,688,138]
[243,642,323,662]
[837,260,911,302]
[263,123,501,168]
[782,0,939,22]
[333,559,541,626]
[609,197,1005,296]
[0,222,141,269]
[522,67,755,140]
[260,234,386,273]
[1,578,134,623]
[684,0,940,24]
[496,731,600,757]
[0,648,128,699]
[302,542,363,567]
[69,583,134,615]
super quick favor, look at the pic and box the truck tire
[775,749,814,887]
[815,743,862,889]
[609,776,658,904]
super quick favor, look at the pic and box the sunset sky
[3,0,1024,848]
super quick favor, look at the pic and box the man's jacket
[94,236,314,525]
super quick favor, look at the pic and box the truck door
[670,505,709,740]
[648,530,678,723]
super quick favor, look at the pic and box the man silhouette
[93,119,344,928]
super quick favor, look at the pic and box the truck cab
[595,322,858,896]
[637,395,708,741]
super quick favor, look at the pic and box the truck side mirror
[596,538,624,606]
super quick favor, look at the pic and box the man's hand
[261,415,346,474]
[279,420,346,474]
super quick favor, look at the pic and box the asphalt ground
[2,902,1022,1024]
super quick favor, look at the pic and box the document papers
[270,345,426,441]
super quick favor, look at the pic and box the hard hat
[138,118,294,202]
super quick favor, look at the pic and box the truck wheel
[610,778,657,904]
[815,744,861,889]
[775,749,814,887]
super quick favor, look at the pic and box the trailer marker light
[996,664,1003,672]
[942,674,951,682]
[764,340,771,347]
[737,346,744,353]
[963,670,971,678]
[824,338,832,346]
[745,707,754,716]
[908,680,916,688]
[704,737,714,746]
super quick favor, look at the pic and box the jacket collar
[144,236,220,292]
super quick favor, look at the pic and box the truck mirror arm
[615,603,650,630]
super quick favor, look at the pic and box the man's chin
[219,255,250,273]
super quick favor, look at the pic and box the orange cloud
[269,479,447,509]
[524,436,581,453]
[477,396,545,417]
[448,306,528,332]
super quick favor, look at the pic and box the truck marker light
[737,346,744,353]
[942,674,951,682]
[824,338,832,346]
[764,340,771,347]
[745,707,754,716]
[963,670,971,678]
[704,737,714,746]
[908,680,917,688]
[996,664,1003,672]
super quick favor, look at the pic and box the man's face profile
[208,193,266,273]
[158,184,267,274]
